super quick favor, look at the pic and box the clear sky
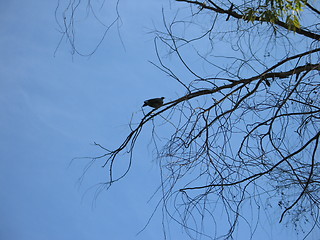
[0,0,319,240]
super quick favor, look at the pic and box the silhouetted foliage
[58,0,320,239]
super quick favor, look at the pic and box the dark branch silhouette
[59,0,320,239]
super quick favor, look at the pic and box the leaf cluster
[244,0,307,30]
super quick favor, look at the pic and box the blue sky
[0,1,170,239]
[0,0,319,239]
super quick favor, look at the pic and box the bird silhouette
[143,97,165,108]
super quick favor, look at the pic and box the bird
[142,97,165,108]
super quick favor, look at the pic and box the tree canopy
[57,0,320,239]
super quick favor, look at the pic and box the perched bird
[143,97,165,108]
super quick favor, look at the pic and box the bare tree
[58,0,320,239]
